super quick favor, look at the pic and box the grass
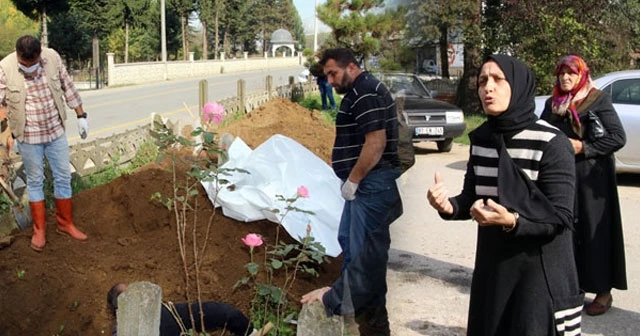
[297,93,341,124]
[455,113,486,146]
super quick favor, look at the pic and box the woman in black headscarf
[427,55,584,335]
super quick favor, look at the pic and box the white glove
[77,118,89,139]
[341,180,358,201]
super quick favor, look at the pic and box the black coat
[541,90,628,293]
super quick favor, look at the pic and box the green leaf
[232,277,249,289]
[246,262,259,275]
[271,259,283,269]
[203,132,215,144]
[257,286,271,296]
[270,287,283,302]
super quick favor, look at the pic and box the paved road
[65,67,305,144]
[387,142,640,335]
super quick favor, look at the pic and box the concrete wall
[107,52,303,87]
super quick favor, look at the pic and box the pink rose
[297,185,309,198]
[241,233,263,248]
[202,101,225,124]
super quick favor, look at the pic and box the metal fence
[69,68,107,90]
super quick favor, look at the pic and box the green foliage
[317,0,403,63]
[378,58,402,72]
[0,0,39,59]
[0,193,12,214]
[297,93,340,123]
[10,0,69,21]
[235,193,326,335]
[487,1,633,95]
[219,110,246,127]
[48,7,93,67]
[107,0,149,30]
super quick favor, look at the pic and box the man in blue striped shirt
[301,48,403,335]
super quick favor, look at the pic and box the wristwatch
[77,112,87,118]
[503,211,519,232]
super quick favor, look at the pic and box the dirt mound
[218,98,335,163]
[0,98,341,335]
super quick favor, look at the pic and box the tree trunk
[439,25,450,79]
[455,0,483,115]
[125,22,129,63]
[182,14,188,60]
[223,31,229,55]
[202,20,208,60]
[215,2,220,60]
[41,8,48,47]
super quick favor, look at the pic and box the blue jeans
[18,135,72,201]
[323,168,403,318]
[338,168,403,269]
[319,82,336,110]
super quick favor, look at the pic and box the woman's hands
[427,172,454,215]
[470,199,517,229]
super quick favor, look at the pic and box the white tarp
[201,134,343,257]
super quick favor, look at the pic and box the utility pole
[313,0,318,53]
[161,0,167,80]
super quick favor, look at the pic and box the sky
[293,0,331,34]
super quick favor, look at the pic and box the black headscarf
[481,55,572,230]
[482,54,538,133]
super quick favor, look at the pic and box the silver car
[535,70,640,173]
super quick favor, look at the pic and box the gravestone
[117,281,162,336]
[297,302,343,336]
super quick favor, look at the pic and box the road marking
[68,105,198,142]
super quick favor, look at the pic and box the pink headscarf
[551,55,594,135]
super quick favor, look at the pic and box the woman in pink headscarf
[540,55,627,316]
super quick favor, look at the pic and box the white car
[535,70,640,173]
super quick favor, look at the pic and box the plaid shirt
[0,54,82,144]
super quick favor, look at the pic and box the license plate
[415,127,443,136]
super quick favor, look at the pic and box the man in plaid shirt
[0,35,89,251]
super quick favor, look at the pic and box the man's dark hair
[15,35,41,61]
[319,48,359,68]
[107,283,128,317]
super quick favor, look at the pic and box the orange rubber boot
[55,198,87,241]
[29,201,46,252]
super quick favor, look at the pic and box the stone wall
[107,52,303,87]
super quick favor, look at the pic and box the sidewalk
[386,143,640,335]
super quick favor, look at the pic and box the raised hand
[427,172,454,215]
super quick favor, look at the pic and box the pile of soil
[0,99,340,335]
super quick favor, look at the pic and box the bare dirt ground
[2,97,639,336]
[0,98,341,335]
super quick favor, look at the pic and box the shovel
[0,176,32,229]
